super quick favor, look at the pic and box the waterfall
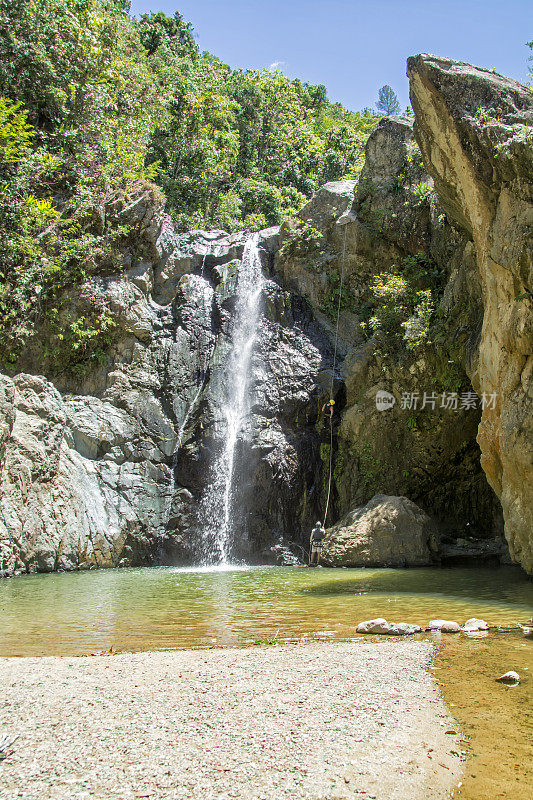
[199,233,264,564]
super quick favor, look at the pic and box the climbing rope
[322,223,348,529]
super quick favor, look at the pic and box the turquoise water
[0,565,531,656]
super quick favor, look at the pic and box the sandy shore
[0,640,462,800]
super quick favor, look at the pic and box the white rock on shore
[496,671,520,685]
[462,618,489,632]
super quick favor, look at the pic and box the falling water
[199,233,264,564]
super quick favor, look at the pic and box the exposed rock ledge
[407,54,533,574]
[0,215,333,574]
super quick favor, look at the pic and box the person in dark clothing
[309,521,326,565]
[321,399,335,419]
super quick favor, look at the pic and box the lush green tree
[137,10,197,58]
[0,1,382,371]
[0,0,163,371]
[376,85,400,116]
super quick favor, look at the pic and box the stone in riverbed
[427,620,461,633]
[356,618,421,635]
[462,618,489,632]
[387,623,422,636]
[356,618,391,634]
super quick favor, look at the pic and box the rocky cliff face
[1,56,530,576]
[275,115,504,554]
[0,194,334,574]
[407,55,533,573]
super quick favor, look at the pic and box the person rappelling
[321,398,335,419]
[309,520,326,566]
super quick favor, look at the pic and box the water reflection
[0,566,531,657]
[303,565,532,605]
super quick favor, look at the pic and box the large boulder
[360,115,423,191]
[322,494,437,567]
[407,54,533,573]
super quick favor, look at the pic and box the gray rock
[323,495,437,567]
[257,226,280,253]
[359,115,420,191]
[299,179,357,234]
[439,537,510,564]
[462,618,489,632]
[387,623,422,636]
[64,397,139,462]
[0,374,15,465]
[427,620,461,633]
[356,618,391,634]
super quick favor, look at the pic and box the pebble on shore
[427,620,461,633]
[461,618,489,632]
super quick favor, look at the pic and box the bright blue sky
[130,0,532,112]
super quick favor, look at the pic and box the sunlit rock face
[0,196,335,573]
[407,54,533,574]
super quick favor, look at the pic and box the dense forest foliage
[0,0,381,233]
[0,0,380,371]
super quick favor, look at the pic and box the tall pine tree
[376,85,400,115]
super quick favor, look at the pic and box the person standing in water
[309,520,326,566]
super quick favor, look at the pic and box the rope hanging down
[322,221,348,528]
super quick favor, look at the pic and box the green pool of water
[1,565,531,657]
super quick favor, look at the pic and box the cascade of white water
[199,233,264,564]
